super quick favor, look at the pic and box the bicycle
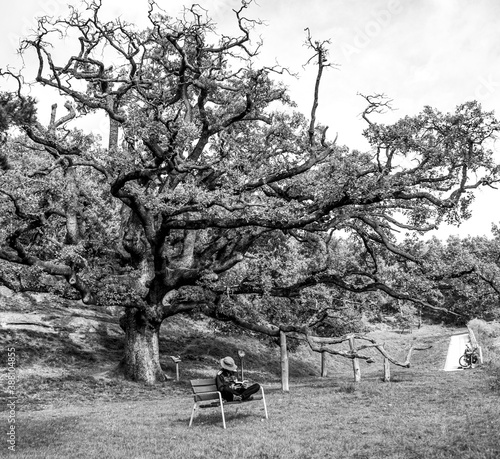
[459,343,479,369]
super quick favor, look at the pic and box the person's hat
[220,356,238,372]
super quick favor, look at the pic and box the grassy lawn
[10,366,500,459]
[3,319,500,458]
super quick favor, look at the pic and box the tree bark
[64,166,80,245]
[107,95,119,153]
[120,308,165,384]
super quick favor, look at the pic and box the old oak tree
[0,1,499,383]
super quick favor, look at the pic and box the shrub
[468,319,500,392]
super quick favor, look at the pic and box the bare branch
[359,93,394,126]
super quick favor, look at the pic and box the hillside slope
[1,286,493,410]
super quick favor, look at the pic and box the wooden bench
[189,378,268,429]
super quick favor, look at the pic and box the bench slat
[191,378,216,386]
[194,393,220,401]
[192,385,218,394]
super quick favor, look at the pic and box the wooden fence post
[280,331,289,392]
[320,351,328,377]
[383,357,391,382]
[348,336,361,382]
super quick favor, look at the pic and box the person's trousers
[239,383,260,400]
[221,383,260,401]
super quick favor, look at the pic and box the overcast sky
[2,0,500,239]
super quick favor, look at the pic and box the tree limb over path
[201,299,432,370]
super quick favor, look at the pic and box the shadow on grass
[96,322,123,353]
[186,409,261,429]
[9,328,113,367]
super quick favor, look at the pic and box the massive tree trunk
[120,308,165,384]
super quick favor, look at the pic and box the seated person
[216,356,260,402]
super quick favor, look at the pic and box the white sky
[2,0,500,239]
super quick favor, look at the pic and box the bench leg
[219,393,226,429]
[189,402,198,427]
[261,387,269,419]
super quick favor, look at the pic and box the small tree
[0,1,499,384]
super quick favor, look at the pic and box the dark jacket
[215,369,241,395]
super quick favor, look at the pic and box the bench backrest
[190,378,219,402]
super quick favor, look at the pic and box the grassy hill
[2,285,494,409]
